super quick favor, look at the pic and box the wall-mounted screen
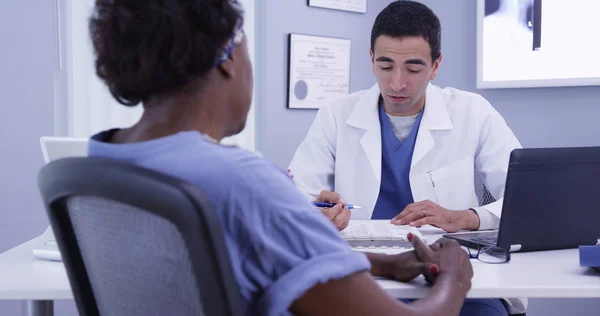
[477,0,600,88]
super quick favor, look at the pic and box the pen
[313,201,362,209]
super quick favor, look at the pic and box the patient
[87,0,473,315]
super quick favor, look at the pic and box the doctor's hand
[316,190,350,231]
[391,200,480,233]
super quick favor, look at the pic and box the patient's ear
[217,59,236,79]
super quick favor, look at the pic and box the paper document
[340,220,426,248]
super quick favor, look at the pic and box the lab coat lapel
[411,84,454,169]
[346,84,382,184]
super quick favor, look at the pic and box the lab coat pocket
[426,156,478,210]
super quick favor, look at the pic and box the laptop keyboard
[472,235,498,245]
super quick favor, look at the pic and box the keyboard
[340,220,426,248]
[443,231,499,250]
[471,235,498,245]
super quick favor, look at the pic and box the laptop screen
[40,136,89,163]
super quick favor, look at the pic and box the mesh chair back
[37,157,244,316]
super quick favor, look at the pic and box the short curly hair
[90,0,243,106]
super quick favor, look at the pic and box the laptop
[32,136,89,261]
[444,147,600,253]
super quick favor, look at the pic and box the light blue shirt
[88,130,370,316]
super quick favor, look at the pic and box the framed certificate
[287,33,352,110]
[307,0,367,14]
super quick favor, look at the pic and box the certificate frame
[287,33,352,110]
[307,0,367,14]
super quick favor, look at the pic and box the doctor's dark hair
[371,0,442,63]
[89,0,243,106]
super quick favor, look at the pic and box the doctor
[289,2,526,315]
[289,1,521,234]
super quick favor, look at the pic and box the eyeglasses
[214,21,245,67]
[463,246,510,264]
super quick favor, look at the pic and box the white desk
[373,248,600,299]
[0,228,598,316]
[367,227,600,299]
[0,237,72,316]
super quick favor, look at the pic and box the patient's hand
[391,236,441,282]
[410,236,473,289]
[366,234,440,283]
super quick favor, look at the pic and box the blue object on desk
[579,245,600,273]
[313,201,361,210]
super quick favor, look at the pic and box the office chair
[474,171,497,206]
[37,157,244,316]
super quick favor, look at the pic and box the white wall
[0,1,66,314]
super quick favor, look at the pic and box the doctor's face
[370,35,441,116]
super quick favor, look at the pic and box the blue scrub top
[371,99,424,219]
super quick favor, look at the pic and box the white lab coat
[289,83,526,314]
[289,83,522,228]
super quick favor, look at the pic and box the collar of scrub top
[213,20,245,67]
